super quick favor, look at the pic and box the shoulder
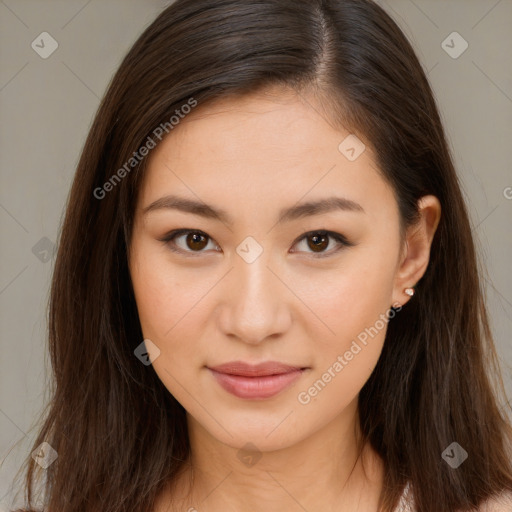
[476,490,512,512]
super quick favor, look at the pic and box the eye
[160,228,353,258]
[291,230,353,257]
[160,229,220,256]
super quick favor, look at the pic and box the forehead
[159,88,356,162]
[138,88,396,225]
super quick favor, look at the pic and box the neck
[158,397,385,512]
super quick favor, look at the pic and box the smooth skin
[128,86,441,512]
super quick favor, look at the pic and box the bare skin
[128,85,441,512]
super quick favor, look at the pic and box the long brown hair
[8,0,512,510]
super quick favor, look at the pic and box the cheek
[130,248,209,401]
[296,284,391,414]
[130,245,213,342]
[299,247,398,396]
[129,242,228,395]
[306,255,396,344]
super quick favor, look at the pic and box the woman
[10,0,512,510]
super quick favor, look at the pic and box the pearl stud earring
[404,287,415,297]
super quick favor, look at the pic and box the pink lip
[207,361,307,399]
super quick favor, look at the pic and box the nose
[217,250,292,345]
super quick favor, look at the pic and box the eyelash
[159,228,354,258]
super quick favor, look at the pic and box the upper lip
[208,361,306,377]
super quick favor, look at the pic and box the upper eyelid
[166,229,220,251]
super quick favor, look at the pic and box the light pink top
[394,482,512,511]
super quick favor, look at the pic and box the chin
[197,411,310,452]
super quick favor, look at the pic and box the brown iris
[307,232,329,252]
[186,232,208,251]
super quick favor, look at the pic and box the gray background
[1,0,511,508]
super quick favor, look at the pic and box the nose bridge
[220,246,290,344]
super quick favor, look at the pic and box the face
[129,87,405,452]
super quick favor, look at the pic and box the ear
[392,195,441,307]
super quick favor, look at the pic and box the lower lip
[208,368,305,399]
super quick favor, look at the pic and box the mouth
[207,361,309,400]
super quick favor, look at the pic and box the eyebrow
[142,194,365,225]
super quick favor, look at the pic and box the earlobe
[392,195,441,306]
